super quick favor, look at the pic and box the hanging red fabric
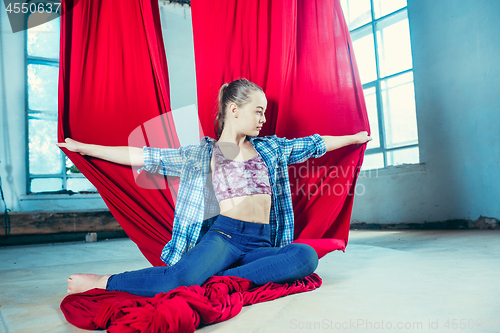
[58,0,368,269]
[192,0,369,251]
[58,0,177,267]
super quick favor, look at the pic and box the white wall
[159,3,200,146]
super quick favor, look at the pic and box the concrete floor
[1,230,499,333]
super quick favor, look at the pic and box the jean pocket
[210,229,232,239]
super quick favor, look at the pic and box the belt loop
[241,221,245,233]
[262,224,269,236]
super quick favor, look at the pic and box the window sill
[19,193,102,201]
[359,163,426,177]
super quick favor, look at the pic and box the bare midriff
[218,193,272,224]
[211,142,272,224]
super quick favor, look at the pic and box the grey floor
[1,230,499,333]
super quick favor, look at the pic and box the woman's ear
[229,102,239,117]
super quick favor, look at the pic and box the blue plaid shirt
[138,134,327,266]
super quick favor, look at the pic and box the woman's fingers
[55,139,70,148]
[354,131,372,145]
[55,138,80,152]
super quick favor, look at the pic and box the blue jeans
[106,214,318,297]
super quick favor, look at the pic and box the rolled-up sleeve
[137,146,184,177]
[276,134,327,165]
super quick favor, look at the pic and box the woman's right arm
[56,138,145,167]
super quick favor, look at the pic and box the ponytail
[214,83,229,140]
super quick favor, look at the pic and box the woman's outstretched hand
[56,140,144,166]
[56,138,87,155]
[353,131,372,145]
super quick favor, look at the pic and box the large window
[26,10,96,194]
[340,0,419,171]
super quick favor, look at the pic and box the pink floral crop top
[211,142,272,202]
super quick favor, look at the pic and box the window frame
[345,0,419,170]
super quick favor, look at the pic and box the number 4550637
[6,2,61,14]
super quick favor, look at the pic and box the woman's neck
[217,133,250,146]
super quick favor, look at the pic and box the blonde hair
[213,78,264,139]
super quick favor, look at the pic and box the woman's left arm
[321,131,372,152]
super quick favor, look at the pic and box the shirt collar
[200,135,260,146]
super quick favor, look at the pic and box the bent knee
[292,243,319,276]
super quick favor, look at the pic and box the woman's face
[235,90,267,135]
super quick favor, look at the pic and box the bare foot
[67,273,111,294]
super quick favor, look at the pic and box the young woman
[58,78,371,297]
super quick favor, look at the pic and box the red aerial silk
[60,274,322,332]
[192,0,368,251]
[58,0,368,330]
[58,0,178,267]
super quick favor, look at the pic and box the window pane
[351,26,377,84]
[30,178,63,193]
[373,0,407,19]
[363,87,380,149]
[65,156,81,174]
[67,178,97,192]
[387,147,419,167]
[28,64,59,112]
[29,115,63,175]
[381,72,418,149]
[376,12,413,78]
[361,153,384,171]
[340,0,371,30]
[27,14,60,59]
